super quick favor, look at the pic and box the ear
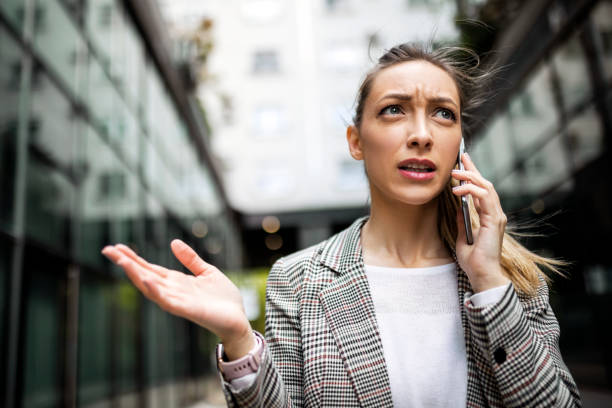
[346,125,363,160]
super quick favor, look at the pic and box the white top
[229,263,509,401]
[365,263,507,408]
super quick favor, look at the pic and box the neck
[361,189,452,268]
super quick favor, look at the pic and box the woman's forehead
[368,60,460,106]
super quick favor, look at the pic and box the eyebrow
[377,93,459,109]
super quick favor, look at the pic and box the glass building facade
[0,0,242,406]
[468,0,612,392]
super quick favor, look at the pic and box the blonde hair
[355,43,566,296]
[437,180,566,296]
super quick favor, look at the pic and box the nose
[406,112,433,150]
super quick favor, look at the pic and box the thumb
[170,239,215,276]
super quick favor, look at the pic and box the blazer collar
[319,216,368,274]
[319,216,394,406]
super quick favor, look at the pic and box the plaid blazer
[219,217,581,407]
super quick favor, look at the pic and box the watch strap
[217,331,264,381]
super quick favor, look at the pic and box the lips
[397,158,436,173]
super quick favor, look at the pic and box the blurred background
[0,0,611,406]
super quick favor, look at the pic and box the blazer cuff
[464,283,526,366]
[467,282,511,308]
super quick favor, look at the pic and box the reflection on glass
[23,264,63,407]
[0,27,21,230]
[78,276,112,405]
[566,107,603,170]
[26,73,76,250]
[553,33,591,110]
[523,135,571,194]
[508,63,558,152]
[33,0,85,98]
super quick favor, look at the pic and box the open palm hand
[102,240,253,355]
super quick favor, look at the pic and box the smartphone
[458,138,474,245]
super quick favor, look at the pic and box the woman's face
[347,60,462,207]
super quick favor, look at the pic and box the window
[252,105,287,136]
[97,172,126,201]
[252,50,279,74]
[553,34,591,110]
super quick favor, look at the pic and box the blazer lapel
[453,252,488,406]
[318,217,393,407]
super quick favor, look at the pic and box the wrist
[222,324,255,361]
[471,275,510,293]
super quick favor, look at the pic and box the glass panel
[78,275,112,405]
[113,98,140,171]
[553,33,591,110]
[480,113,515,175]
[85,0,116,74]
[25,72,76,251]
[523,135,571,194]
[566,107,604,171]
[469,136,494,180]
[0,0,28,35]
[123,22,144,111]
[192,164,223,217]
[508,63,558,152]
[116,281,139,394]
[88,53,117,137]
[33,0,85,98]
[0,26,22,230]
[22,253,64,408]
[75,124,111,268]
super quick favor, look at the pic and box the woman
[102,44,581,407]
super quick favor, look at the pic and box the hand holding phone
[458,138,474,245]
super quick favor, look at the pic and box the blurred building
[159,0,460,264]
[462,0,612,394]
[0,0,242,407]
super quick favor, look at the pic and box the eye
[379,104,403,116]
[434,108,456,122]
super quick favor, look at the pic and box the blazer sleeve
[219,257,303,407]
[465,277,582,407]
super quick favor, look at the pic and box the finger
[102,245,122,263]
[114,244,168,277]
[118,256,165,300]
[451,169,493,191]
[452,183,488,199]
[170,239,215,277]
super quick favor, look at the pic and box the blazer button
[494,347,507,364]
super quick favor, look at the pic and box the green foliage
[226,268,270,335]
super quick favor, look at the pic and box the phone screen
[458,138,474,245]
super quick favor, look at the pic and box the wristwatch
[217,332,264,381]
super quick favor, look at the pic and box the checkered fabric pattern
[218,217,581,407]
